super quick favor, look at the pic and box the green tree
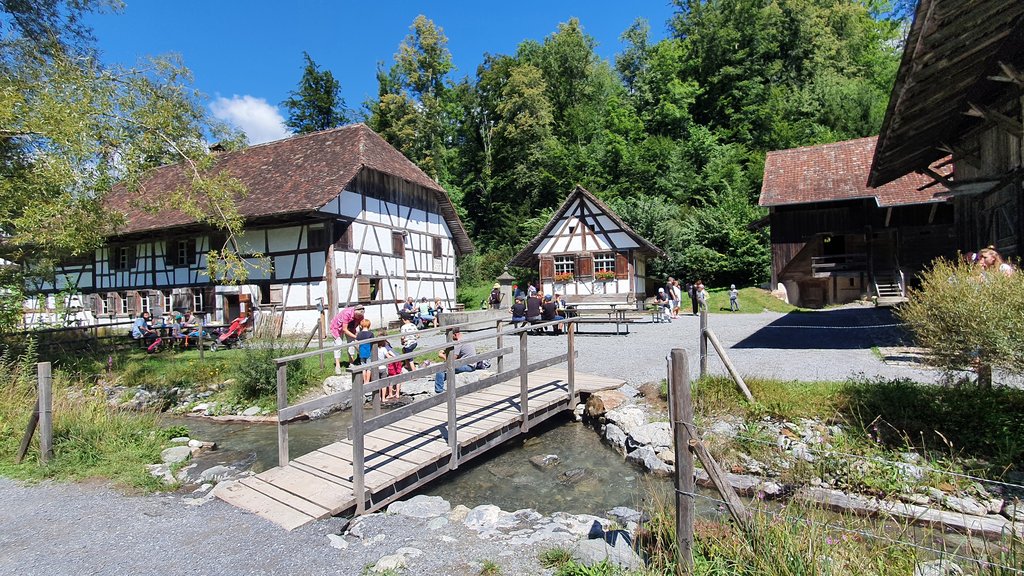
[0,1,251,330]
[281,52,349,134]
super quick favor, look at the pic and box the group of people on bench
[510,292,565,333]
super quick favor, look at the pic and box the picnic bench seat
[562,294,640,335]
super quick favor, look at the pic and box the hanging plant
[595,271,616,281]
[554,272,574,283]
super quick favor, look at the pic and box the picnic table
[563,301,632,335]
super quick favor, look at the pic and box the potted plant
[595,270,616,281]
[554,272,574,283]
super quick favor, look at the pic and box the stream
[169,412,725,518]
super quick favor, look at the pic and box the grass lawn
[704,286,801,313]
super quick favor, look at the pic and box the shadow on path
[733,307,912,350]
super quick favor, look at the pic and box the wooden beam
[965,102,1023,138]
[988,61,1024,86]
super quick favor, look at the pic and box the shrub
[899,258,1024,385]
[230,340,324,403]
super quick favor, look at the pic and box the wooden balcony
[811,253,867,278]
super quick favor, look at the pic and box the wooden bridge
[214,319,624,530]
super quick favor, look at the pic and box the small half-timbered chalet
[41,124,473,332]
[760,137,955,308]
[508,186,664,300]
[869,0,1024,259]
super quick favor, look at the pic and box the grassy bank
[703,286,799,314]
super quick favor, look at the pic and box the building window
[308,225,327,249]
[169,239,196,267]
[193,291,204,313]
[594,252,615,273]
[162,291,173,314]
[554,255,575,276]
[432,237,442,259]
[119,292,129,315]
[98,295,108,316]
[139,293,150,315]
[111,246,133,271]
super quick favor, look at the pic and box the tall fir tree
[282,52,350,134]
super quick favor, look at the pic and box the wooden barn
[760,137,955,308]
[508,185,664,300]
[38,124,473,332]
[869,0,1024,260]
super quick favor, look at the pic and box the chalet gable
[510,186,663,267]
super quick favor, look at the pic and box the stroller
[210,315,249,351]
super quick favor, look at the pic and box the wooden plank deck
[215,368,624,530]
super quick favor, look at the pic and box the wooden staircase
[873,271,907,306]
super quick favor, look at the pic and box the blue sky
[87,1,678,144]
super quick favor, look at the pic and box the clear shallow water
[167,411,726,517]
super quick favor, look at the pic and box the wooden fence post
[669,349,694,572]
[198,319,205,361]
[519,330,529,433]
[703,328,755,403]
[495,319,504,374]
[352,360,366,514]
[37,362,52,463]
[445,344,459,471]
[370,342,381,418]
[699,308,708,378]
[276,364,289,467]
[567,321,576,405]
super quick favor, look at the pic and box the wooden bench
[563,298,635,335]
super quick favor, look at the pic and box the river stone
[626,446,674,476]
[529,454,561,469]
[913,559,963,576]
[558,468,588,485]
[161,446,192,464]
[629,422,672,450]
[584,390,627,418]
[170,436,190,444]
[372,554,407,572]
[1002,502,1024,521]
[465,505,504,531]
[944,495,987,516]
[987,498,1004,514]
[322,375,352,396]
[604,406,646,436]
[604,424,627,454]
[387,495,451,518]
[709,418,740,438]
[573,537,644,571]
[326,534,348,550]
[241,406,261,417]
[607,507,642,525]
[179,450,256,485]
[899,492,931,506]
[191,403,209,413]
[449,504,471,523]
[657,450,675,465]
[427,516,448,530]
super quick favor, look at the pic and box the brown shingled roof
[105,123,473,255]
[759,136,949,208]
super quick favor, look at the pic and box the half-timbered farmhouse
[508,186,664,300]
[41,124,473,332]
[869,0,1024,260]
[760,137,955,308]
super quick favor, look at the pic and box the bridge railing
[273,317,578,512]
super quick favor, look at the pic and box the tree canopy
[282,52,349,134]
[367,3,905,286]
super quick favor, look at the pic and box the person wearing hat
[729,284,740,312]
[654,287,671,323]
[330,304,365,375]
[488,282,503,309]
[434,327,477,393]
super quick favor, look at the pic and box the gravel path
[0,305,941,575]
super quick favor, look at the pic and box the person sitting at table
[510,296,527,327]
[401,297,416,317]
[431,297,444,318]
[541,294,564,334]
[169,313,188,348]
[131,311,161,352]
[525,294,543,326]
[417,297,437,328]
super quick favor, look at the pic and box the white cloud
[209,95,292,145]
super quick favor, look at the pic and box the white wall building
[38,124,473,333]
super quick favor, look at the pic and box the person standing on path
[688,281,699,315]
[329,304,364,375]
[668,278,681,319]
[729,284,740,312]
[695,280,708,311]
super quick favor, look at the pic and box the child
[729,284,740,312]
[400,313,419,371]
[355,318,374,387]
[377,330,402,402]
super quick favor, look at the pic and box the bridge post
[370,342,380,418]
[276,364,289,467]
[669,349,694,572]
[699,307,708,378]
[445,344,458,470]
[519,330,529,432]
[567,321,575,405]
[352,362,366,513]
[495,319,504,374]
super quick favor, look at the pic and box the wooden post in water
[519,330,529,432]
[445,343,458,471]
[38,362,52,463]
[699,308,708,378]
[276,364,289,467]
[669,349,694,572]
[351,360,366,513]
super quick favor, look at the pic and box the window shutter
[615,253,629,279]
[357,277,371,301]
[577,253,593,279]
[392,231,405,257]
[173,290,191,312]
[337,225,353,250]
[432,237,442,259]
[540,255,554,280]
[92,294,104,316]
[203,286,217,314]
[125,292,137,313]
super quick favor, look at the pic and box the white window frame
[117,246,130,270]
[193,291,204,312]
[554,255,575,276]
[139,293,150,315]
[177,240,189,266]
[162,291,173,314]
[98,295,109,316]
[594,252,615,273]
[119,292,129,315]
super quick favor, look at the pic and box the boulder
[464,505,514,531]
[558,468,589,486]
[626,446,674,476]
[628,422,672,451]
[177,450,256,485]
[1002,502,1024,522]
[573,537,644,571]
[170,436,190,444]
[160,446,192,464]
[326,534,348,550]
[584,390,627,418]
[657,450,675,465]
[372,554,407,572]
[603,424,628,454]
[529,454,561,469]
[241,406,261,417]
[943,495,988,516]
[606,507,643,525]
[604,406,646,436]
[386,495,451,518]
[322,376,353,397]
[708,418,741,438]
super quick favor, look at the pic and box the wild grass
[459,280,494,311]
[0,346,181,490]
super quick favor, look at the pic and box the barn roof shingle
[105,123,473,255]
[759,136,948,209]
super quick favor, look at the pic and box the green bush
[230,340,325,403]
[899,258,1024,384]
